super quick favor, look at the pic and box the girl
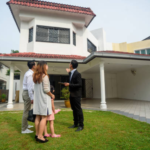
[44,94,61,138]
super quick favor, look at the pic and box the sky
[0,0,150,53]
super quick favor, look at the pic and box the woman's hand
[51,94,55,100]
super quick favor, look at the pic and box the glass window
[135,50,140,54]
[146,49,150,55]
[141,50,146,54]
[29,28,33,42]
[73,32,76,46]
[87,39,97,53]
[36,26,70,44]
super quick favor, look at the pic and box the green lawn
[0,110,150,150]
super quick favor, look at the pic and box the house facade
[1,0,150,110]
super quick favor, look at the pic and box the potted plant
[61,86,71,108]
[1,94,6,103]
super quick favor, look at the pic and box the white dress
[33,75,52,116]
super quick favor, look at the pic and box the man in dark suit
[64,60,84,132]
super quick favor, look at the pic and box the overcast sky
[0,0,150,53]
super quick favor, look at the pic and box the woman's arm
[43,75,55,99]
[51,99,55,113]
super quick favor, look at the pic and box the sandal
[51,134,61,138]
[44,134,51,137]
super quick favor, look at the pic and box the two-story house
[1,0,150,110]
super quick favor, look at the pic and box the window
[73,32,76,46]
[87,39,97,53]
[36,25,70,44]
[135,49,150,55]
[29,28,33,42]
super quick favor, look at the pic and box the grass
[0,110,150,150]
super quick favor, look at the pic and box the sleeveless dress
[33,75,52,116]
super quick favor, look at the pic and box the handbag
[27,109,36,122]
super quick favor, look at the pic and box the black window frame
[73,32,76,46]
[29,27,33,43]
[87,39,97,53]
[36,25,70,44]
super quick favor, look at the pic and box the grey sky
[0,0,150,53]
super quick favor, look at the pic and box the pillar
[7,64,14,108]
[100,62,107,110]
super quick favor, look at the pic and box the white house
[1,0,150,110]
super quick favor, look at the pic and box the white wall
[82,72,117,98]
[117,66,150,101]
[19,11,98,57]
[91,28,113,51]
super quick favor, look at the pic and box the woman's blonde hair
[33,61,48,83]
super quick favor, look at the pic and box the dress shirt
[23,69,34,101]
[70,69,76,82]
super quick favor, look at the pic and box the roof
[142,36,150,41]
[0,52,86,60]
[7,0,96,16]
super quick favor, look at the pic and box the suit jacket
[69,70,82,97]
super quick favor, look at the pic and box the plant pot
[1,99,6,103]
[65,100,71,108]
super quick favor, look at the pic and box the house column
[100,62,107,110]
[7,64,14,108]
[19,71,24,103]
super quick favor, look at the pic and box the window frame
[73,32,76,46]
[36,25,70,44]
[134,48,150,55]
[29,27,33,43]
[87,39,97,53]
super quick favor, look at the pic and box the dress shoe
[68,125,78,128]
[37,138,48,143]
[75,126,84,132]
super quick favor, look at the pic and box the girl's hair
[33,61,48,84]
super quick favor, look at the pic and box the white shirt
[23,69,34,101]
[70,69,76,81]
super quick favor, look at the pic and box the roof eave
[7,2,20,32]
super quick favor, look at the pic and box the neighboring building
[1,0,150,110]
[0,64,9,90]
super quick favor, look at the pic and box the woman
[33,61,55,143]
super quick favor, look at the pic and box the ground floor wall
[117,66,150,101]
[81,73,117,99]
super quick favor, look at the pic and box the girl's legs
[44,121,49,135]
[38,116,47,140]
[35,115,41,136]
[50,120,55,136]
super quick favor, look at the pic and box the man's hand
[64,82,69,87]
[31,100,33,104]
[66,68,70,73]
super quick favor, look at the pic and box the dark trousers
[70,96,84,127]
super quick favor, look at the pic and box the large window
[87,39,97,53]
[36,25,70,44]
[135,49,150,55]
[73,32,76,46]
[29,28,33,42]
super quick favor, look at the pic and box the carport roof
[0,51,150,63]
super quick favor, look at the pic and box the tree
[6,69,20,76]
[11,50,19,53]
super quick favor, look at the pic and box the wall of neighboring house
[0,65,9,89]
[19,11,98,57]
[82,73,117,99]
[116,66,150,101]
[112,40,150,53]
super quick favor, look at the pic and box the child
[44,85,61,138]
